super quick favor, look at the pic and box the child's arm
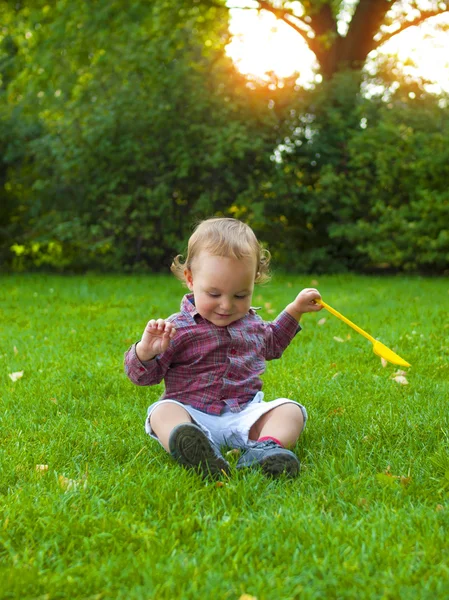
[285,288,322,322]
[262,288,323,360]
[136,319,176,361]
[124,318,176,386]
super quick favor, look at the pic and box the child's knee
[149,402,191,429]
[286,403,305,433]
[280,402,304,422]
[275,402,305,435]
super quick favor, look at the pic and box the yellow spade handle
[316,299,376,344]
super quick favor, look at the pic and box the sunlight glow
[375,14,449,94]
[226,4,449,94]
[226,7,318,86]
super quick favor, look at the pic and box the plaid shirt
[124,293,301,415]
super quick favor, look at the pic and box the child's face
[184,251,256,327]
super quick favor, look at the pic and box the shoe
[236,440,300,477]
[169,423,230,477]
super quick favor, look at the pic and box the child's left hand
[286,288,323,320]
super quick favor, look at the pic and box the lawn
[1,273,448,600]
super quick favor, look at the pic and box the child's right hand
[136,319,176,362]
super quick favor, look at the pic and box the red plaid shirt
[124,293,301,415]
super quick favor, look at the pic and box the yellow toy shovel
[315,299,411,367]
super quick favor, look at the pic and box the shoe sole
[259,453,300,478]
[169,423,230,477]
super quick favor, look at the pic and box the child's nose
[220,297,233,310]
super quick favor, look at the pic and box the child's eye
[235,295,248,299]
[207,293,220,297]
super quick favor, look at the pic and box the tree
[1,0,448,273]
[233,0,449,81]
[0,0,295,270]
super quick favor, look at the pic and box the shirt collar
[180,292,259,323]
[180,293,201,321]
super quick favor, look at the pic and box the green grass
[1,273,448,600]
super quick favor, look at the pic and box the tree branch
[342,0,392,64]
[307,2,338,39]
[374,8,449,48]
[256,1,311,37]
[255,1,331,63]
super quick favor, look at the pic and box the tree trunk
[314,0,393,79]
[256,0,449,81]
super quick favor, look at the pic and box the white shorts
[145,392,307,449]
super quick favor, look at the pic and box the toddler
[124,217,322,477]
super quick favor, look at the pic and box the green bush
[1,4,448,274]
[249,72,449,274]
[328,105,449,272]
[1,0,290,272]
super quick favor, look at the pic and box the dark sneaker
[169,423,230,477]
[236,440,300,477]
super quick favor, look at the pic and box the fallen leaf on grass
[8,371,24,382]
[436,504,445,511]
[376,466,412,487]
[215,481,225,488]
[393,369,407,377]
[392,375,409,385]
[239,596,258,600]
[318,318,326,326]
[13,346,19,355]
[333,336,345,343]
[58,475,76,491]
[332,372,340,379]
[381,358,388,368]
[36,464,49,472]
[376,472,396,486]
[58,475,87,492]
[226,449,240,457]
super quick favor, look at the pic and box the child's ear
[184,268,194,291]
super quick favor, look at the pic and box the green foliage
[328,100,449,272]
[1,0,293,271]
[250,71,449,273]
[1,1,448,274]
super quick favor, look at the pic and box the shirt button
[231,349,237,355]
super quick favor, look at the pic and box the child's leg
[149,402,192,451]
[149,402,230,476]
[236,402,304,477]
[248,403,304,448]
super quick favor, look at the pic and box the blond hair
[171,218,271,284]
